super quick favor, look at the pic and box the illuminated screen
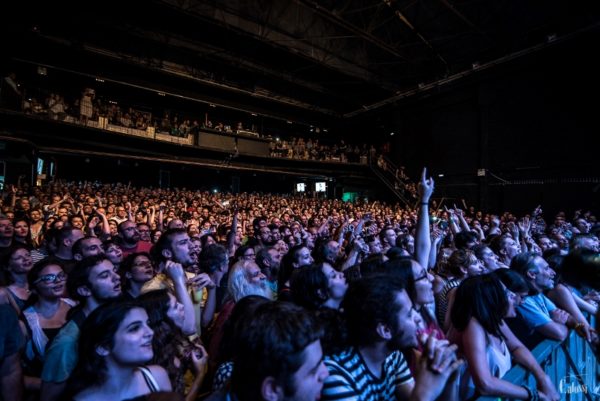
[37,158,44,175]
[296,183,306,192]
[315,182,326,192]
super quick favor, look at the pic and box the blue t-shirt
[517,293,556,329]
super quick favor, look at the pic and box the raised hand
[418,168,435,203]
[537,374,560,401]
[164,260,185,282]
[413,334,464,401]
[518,217,531,236]
[191,344,209,375]
[188,272,215,290]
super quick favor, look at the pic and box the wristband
[420,202,429,206]
[523,385,539,401]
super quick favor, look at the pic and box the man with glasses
[112,205,128,224]
[117,220,152,258]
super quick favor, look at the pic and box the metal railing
[368,154,415,208]
[476,315,598,401]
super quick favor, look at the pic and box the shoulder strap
[138,366,160,393]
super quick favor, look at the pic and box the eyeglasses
[34,272,67,285]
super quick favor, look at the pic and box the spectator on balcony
[160,113,171,133]
[178,119,190,137]
[120,113,133,128]
[79,88,94,125]
[48,94,67,121]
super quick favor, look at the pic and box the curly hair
[136,289,193,394]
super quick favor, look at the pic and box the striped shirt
[322,347,413,401]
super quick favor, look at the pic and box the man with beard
[117,220,152,258]
[379,226,397,254]
[256,225,275,249]
[256,247,282,297]
[322,275,462,401]
[144,228,212,335]
[136,222,152,243]
[40,255,121,401]
[72,236,104,261]
[206,259,273,366]
[228,260,273,301]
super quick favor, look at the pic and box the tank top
[459,333,512,399]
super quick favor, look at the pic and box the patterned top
[322,347,413,401]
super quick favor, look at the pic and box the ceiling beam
[294,0,412,63]
[158,0,401,91]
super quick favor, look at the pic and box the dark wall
[384,30,600,216]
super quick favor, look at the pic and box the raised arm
[415,168,434,270]
[165,261,199,336]
[226,208,239,257]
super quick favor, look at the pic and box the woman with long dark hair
[290,263,347,310]
[68,301,171,400]
[448,274,559,400]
